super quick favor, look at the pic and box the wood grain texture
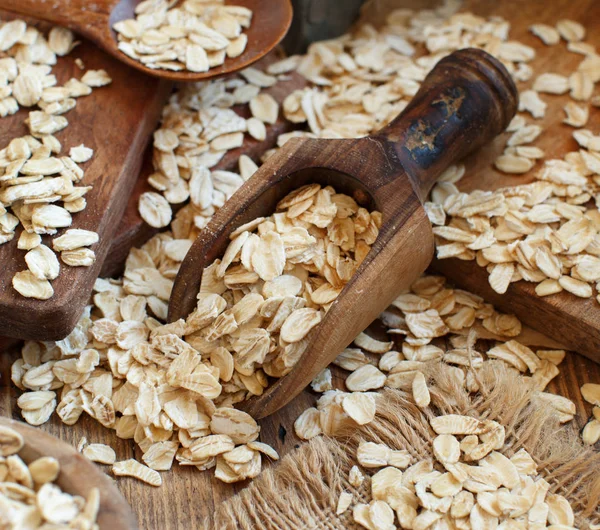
[0,416,138,529]
[433,0,600,365]
[0,11,171,341]
[169,48,518,418]
[0,0,293,82]
[99,54,309,278]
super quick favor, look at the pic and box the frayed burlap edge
[210,362,600,530]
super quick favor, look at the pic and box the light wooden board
[0,11,170,342]
[434,0,600,364]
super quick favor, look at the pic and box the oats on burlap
[344,411,576,530]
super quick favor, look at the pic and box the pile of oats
[114,0,252,73]
[190,183,380,382]
[290,279,583,529]
[0,19,111,299]
[0,424,100,529]
[295,274,573,441]
[12,183,377,485]
[138,65,281,229]
[336,417,577,530]
[432,148,600,301]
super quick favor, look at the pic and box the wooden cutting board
[434,0,600,365]
[0,12,170,342]
[99,52,308,278]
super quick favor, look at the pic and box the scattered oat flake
[69,144,93,163]
[83,443,116,465]
[81,70,112,87]
[112,459,162,486]
[139,191,172,228]
[12,270,54,300]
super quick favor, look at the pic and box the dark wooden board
[434,0,600,365]
[100,53,308,278]
[0,11,170,342]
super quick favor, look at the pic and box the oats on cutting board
[0,18,110,299]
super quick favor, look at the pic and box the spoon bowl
[0,417,137,529]
[1,0,293,81]
[169,49,518,418]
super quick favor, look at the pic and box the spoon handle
[1,0,113,40]
[373,48,518,203]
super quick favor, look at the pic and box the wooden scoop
[0,417,138,529]
[1,0,292,82]
[169,48,518,418]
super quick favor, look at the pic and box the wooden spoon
[168,48,518,418]
[1,0,292,82]
[0,417,138,528]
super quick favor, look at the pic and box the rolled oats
[533,73,569,94]
[112,459,162,486]
[9,3,598,499]
[250,93,279,124]
[0,19,110,298]
[0,424,100,527]
[556,19,585,42]
[12,270,54,300]
[82,443,116,465]
[138,191,172,228]
[114,1,253,73]
[581,383,600,406]
[529,24,560,45]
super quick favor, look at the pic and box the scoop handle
[373,48,518,203]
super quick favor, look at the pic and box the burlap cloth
[210,362,600,529]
